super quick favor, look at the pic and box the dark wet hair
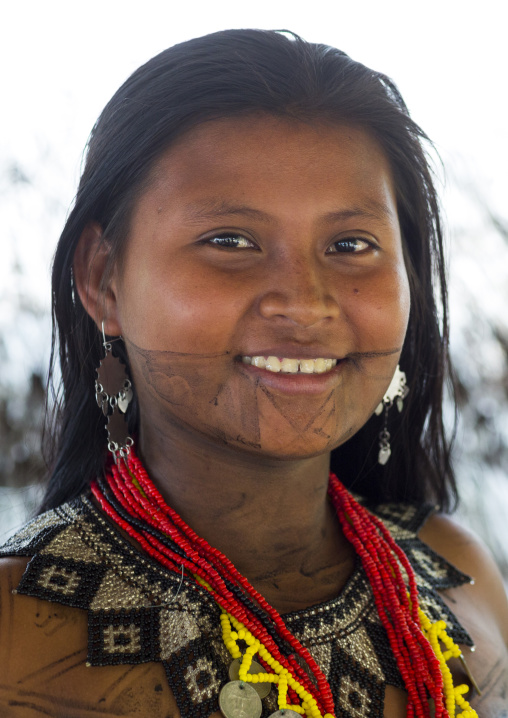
[41,29,457,513]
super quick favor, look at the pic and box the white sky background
[1,0,507,386]
[1,0,506,286]
[1,0,506,309]
[1,0,508,557]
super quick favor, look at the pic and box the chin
[229,428,354,462]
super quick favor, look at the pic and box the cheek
[346,266,410,347]
[115,257,244,352]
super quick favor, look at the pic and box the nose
[257,256,340,328]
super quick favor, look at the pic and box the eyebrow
[181,198,396,225]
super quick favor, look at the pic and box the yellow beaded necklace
[418,609,479,718]
[220,608,478,718]
[98,453,481,718]
[221,611,333,717]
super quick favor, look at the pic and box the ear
[73,222,123,336]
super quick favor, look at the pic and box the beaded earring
[95,322,134,462]
[374,365,409,465]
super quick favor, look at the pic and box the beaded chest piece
[1,491,473,718]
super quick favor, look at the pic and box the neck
[138,424,355,612]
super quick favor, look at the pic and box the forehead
[141,115,398,221]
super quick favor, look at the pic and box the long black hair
[41,29,457,513]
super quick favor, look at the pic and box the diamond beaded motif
[0,496,473,718]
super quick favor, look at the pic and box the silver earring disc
[118,394,130,413]
[228,658,272,698]
[378,446,391,465]
[219,681,262,718]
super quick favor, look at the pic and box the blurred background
[1,0,507,581]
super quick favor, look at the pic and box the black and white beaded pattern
[0,495,473,718]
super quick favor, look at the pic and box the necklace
[91,449,477,718]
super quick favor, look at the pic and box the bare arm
[420,514,508,716]
[0,557,178,718]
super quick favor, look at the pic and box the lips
[241,356,338,374]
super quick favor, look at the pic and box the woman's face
[108,116,410,460]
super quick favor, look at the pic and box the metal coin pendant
[117,393,130,413]
[117,382,133,413]
[378,445,391,465]
[228,658,272,699]
[268,711,303,718]
[219,681,262,718]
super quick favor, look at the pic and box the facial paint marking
[126,340,403,455]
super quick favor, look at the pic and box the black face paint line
[126,339,403,458]
[127,340,264,451]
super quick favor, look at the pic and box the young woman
[1,29,507,718]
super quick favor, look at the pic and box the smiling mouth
[241,356,338,374]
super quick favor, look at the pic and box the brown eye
[207,234,256,249]
[327,237,374,254]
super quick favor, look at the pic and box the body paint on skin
[127,340,403,457]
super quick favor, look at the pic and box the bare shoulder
[0,556,177,717]
[0,555,31,598]
[419,514,508,715]
[419,513,508,643]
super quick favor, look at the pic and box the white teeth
[314,358,327,374]
[299,359,315,374]
[280,358,299,373]
[251,356,266,369]
[242,356,338,374]
[265,356,282,372]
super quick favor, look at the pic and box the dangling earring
[95,322,134,462]
[374,365,409,465]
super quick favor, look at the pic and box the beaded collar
[0,495,473,718]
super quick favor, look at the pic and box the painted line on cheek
[257,385,306,434]
[258,384,334,436]
[241,373,261,445]
[301,390,336,433]
[347,347,402,360]
[130,340,266,450]
[218,380,261,445]
[206,372,262,449]
[127,339,232,360]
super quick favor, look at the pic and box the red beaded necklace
[91,450,448,718]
